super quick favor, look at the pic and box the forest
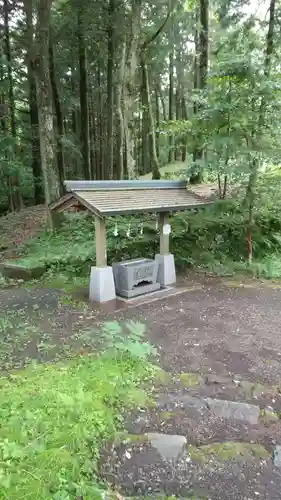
[1,0,281,275]
[2,2,281,499]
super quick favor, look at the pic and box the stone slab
[0,262,46,281]
[205,397,260,425]
[89,266,116,303]
[273,445,281,467]
[117,281,160,299]
[155,253,176,286]
[146,432,187,461]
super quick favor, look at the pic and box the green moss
[178,372,203,388]
[126,433,148,444]
[159,410,179,421]
[146,396,157,409]
[125,496,207,500]
[239,380,267,398]
[259,408,279,424]
[114,432,148,446]
[188,441,269,464]
[225,280,257,289]
[154,368,174,385]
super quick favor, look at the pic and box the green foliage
[101,321,157,360]
[4,170,281,283]
[0,321,156,499]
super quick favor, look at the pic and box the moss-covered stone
[154,368,174,385]
[225,280,257,289]
[239,380,266,398]
[0,261,46,281]
[188,441,269,464]
[178,372,203,388]
[113,432,148,446]
[125,496,207,500]
[126,433,148,444]
[259,408,279,424]
[159,410,179,421]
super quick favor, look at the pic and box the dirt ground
[1,274,281,498]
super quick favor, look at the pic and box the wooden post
[159,212,170,255]
[95,215,107,267]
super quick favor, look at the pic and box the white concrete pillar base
[89,266,116,302]
[155,253,176,287]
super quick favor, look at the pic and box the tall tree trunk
[35,0,60,208]
[78,8,91,179]
[155,85,160,158]
[141,80,150,175]
[69,60,79,177]
[88,85,96,179]
[199,0,209,89]
[106,0,115,179]
[27,60,44,204]
[122,0,142,179]
[97,65,105,179]
[158,84,167,121]
[190,0,209,184]
[3,0,22,211]
[168,27,175,164]
[141,57,160,179]
[116,41,126,180]
[49,37,64,191]
[175,48,182,160]
[181,96,187,161]
[24,0,44,205]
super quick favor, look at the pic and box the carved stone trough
[113,258,160,298]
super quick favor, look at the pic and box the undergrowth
[3,172,281,282]
[7,197,281,280]
[0,321,156,499]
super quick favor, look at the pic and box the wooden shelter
[50,180,211,302]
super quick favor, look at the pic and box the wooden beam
[95,215,107,267]
[159,212,170,255]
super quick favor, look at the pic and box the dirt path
[104,278,281,499]
[1,276,281,498]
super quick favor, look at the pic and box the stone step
[100,370,281,499]
[101,433,280,499]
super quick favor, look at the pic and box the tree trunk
[49,37,64,192]
[3,0,22,211]
[78,7,91,180]
[141,57,160,179]
[168,28,175,164]
[106,0,115,179]
[141,80,150,175]
[97,65,105,179]
[35,0,60,208]
[158,84,167,121]
[122,0,142,179]
[199,0,209,89]
[190,0,209,184]
[24,0,44,205]
[181,96,187,161]
[27,60,44,204]
[116,41,126,180]
[155,85,160,158]
[175,48,183,161]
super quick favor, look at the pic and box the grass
[201,253,281,280]
[0,321,156,499]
